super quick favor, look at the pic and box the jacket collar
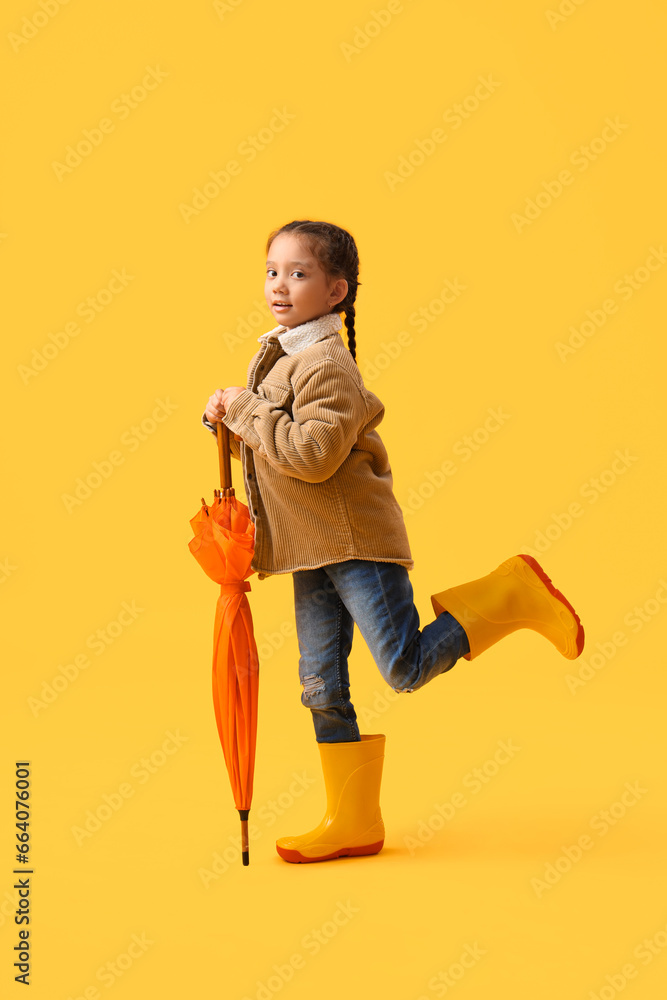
[257,311,343,355]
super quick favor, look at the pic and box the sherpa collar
[257,311,343,356]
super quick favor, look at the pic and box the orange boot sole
[518,554,584,656]
[276,839,384,864]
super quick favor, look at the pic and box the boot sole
[276,840,384,864]
[518,553,585,657]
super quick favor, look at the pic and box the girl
[202,219,584,864]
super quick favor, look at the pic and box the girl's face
[265,233,348,329]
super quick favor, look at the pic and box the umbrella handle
[239,809,250,866]
[216,421,233,496]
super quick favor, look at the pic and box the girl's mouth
[273,303,292,312]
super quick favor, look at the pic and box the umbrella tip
[242,851,249,866]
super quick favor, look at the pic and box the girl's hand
[220,386,246,413]
[205,388,244,438]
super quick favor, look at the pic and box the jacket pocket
[257,380,293,414]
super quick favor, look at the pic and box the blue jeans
[292,559,470,743]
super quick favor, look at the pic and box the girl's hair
[265,219,361,364]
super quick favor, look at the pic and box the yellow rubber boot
[276,734,385,863]
[431,554,584,661]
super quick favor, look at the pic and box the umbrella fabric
[189,494,259,814]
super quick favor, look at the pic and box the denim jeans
[292,559,470,743]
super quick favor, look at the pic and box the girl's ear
[329,277,348,307]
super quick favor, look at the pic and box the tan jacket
[202,312,413,579]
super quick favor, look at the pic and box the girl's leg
[322,560,470,693]
[292,567,361,743]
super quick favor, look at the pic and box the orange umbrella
[188,422,259,866]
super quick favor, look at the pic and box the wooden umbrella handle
[239,810,250,866]
[216,421,233,496]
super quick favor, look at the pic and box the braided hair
[265,219,361,364]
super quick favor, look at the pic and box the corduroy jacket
[201,312,413,580]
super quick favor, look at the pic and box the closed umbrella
[188,422,259,865]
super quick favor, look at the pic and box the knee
[389,678,415,694]
[300,673,336,709]
[379,657,417,695]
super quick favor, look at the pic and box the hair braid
[343,302,357,362]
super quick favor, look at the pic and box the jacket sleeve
[201,411,241,461]
[221,359,368,483]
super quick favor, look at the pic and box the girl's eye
[266,269,306,278]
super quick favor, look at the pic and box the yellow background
[2,1,666,997]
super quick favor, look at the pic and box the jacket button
[248,473,253,479]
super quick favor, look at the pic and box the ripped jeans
[292,559,470,743]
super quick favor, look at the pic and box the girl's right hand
[205,390,242,440]
[205,389,225,423]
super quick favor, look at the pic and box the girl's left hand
[220,386,246,413]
